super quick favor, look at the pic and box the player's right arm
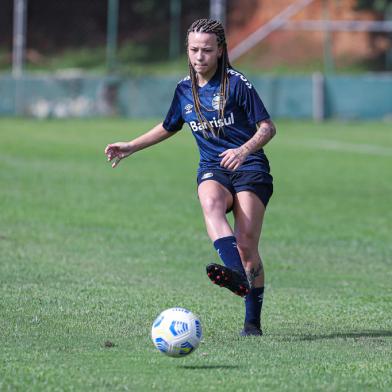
[104,122,175,168]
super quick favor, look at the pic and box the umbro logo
[185,104,193,114]
[201,172,213,180]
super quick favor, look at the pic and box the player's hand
[104,142,134,168]
[219,147,248,171]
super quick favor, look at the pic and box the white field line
[297,139,392,157]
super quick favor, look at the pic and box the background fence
[1,73,391,120]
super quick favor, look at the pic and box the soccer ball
[151,307,202,357]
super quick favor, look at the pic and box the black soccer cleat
[240,322,263,337]
[206,263,250,297]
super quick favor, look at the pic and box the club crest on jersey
[212,94,222,110]
[184,104,193,114]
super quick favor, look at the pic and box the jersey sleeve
[162,86,184,132]
[235,77,270,124]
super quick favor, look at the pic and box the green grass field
[0,118,391,391]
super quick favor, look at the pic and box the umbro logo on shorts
[201,172,213,180]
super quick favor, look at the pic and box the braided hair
[187,19,232,138]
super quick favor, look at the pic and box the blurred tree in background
[355,0,392,13]
[1,0,391,72]
[0,0,209,63]
[355,0,392,69]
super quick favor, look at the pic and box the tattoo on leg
[246,263,263,288]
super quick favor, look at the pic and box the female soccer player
[105,19,276,336]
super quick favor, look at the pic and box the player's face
[188,32,223,81]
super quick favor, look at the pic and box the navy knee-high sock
[245,287,264,329]
[213,236,246,277]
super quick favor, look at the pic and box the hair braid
[187,19,232,138]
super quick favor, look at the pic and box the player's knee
[200,196,225,215]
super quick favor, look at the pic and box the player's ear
[218,46,223,58]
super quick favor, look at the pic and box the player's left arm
[219,119,277,171]
[242,119,277,154]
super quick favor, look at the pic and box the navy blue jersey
[163,68,272,179]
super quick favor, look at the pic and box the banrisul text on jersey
[163,67,272,181]
[189,112,235,132]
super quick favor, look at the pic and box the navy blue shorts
[197,169,273,210]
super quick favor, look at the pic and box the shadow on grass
[178,365,241,370]
[299,330,392,341]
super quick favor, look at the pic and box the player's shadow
[179,365,241,370]
[299,330,392,341]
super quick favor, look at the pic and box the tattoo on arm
[241,120,276,155]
